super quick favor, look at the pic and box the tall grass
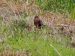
[0,0,75,56]
[0,16,75,56]
[36,0,75,19]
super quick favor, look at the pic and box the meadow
[0,0,75,56]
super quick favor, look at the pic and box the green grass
[0,13,75,56]
[0,21,75,56]
[3,31,75,56]
[35,0,75,19]
[0,0,75,56]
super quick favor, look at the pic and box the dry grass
[0,49,31,56]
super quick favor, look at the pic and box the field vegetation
[0,0,75,56]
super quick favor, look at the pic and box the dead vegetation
[0,49,31,56]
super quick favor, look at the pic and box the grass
[0,0,75,56]
[35,0,75,19]
[0,19,75,56]
[1,31,75,56]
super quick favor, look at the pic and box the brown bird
[34,16,43,29]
